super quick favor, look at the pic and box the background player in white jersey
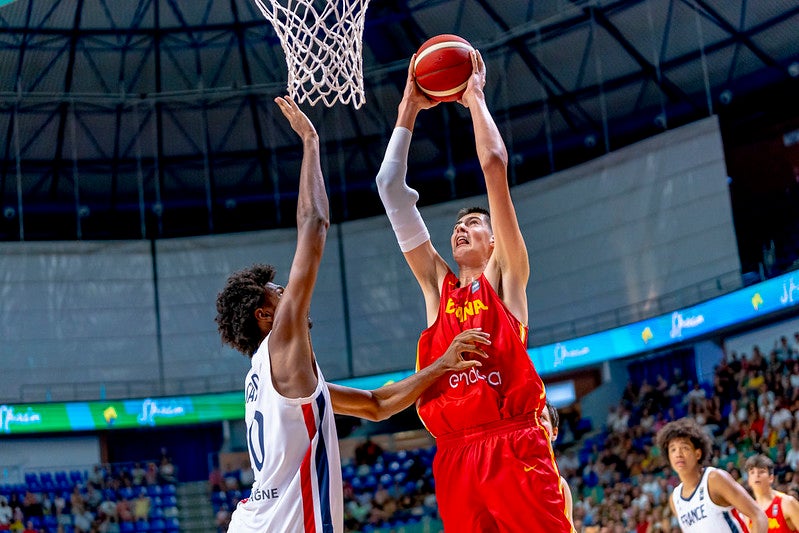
[542,399,574,527]
[655,417,767,533]
[215,96,491,533]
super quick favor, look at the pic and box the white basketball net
[253,0,371,108]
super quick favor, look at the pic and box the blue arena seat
[362,474,377,491]
[69,470,84,484]
[342,464,356,481]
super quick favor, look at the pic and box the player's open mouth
[456,237,468,246]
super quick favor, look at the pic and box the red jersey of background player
[416,271,545,436]
[763,492,794,533]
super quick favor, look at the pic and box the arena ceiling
[0,0,798,241]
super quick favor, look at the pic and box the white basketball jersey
[671,467,749,533]
[228,334,343,533]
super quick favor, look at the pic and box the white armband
[375,127,430,252]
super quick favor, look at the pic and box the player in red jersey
[375,49,572,532]
[745,454,799,532]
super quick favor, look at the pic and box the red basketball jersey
[416,271,546,437]
[765,492,793,533]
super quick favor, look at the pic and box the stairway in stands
[177,481,216,532]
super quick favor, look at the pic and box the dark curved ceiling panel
[0,0,797,240]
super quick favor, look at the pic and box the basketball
[413,34,474,102]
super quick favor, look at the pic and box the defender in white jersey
[655,417,767,533]
[229,340,342,532]
[215,97,491,533]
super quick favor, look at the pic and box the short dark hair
[655,417,713,465]
[215,264,276,356]
[455,206,491,228]
[545,399,559,430]
[744,454,774,474]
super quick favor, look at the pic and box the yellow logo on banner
[103,406,118,424]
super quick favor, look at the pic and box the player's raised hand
[402,54,439,112]
[435,328,491,372]
[459,50,487,108]
[274,96,318,142]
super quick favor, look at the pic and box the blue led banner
[528,270,799,375]
[1,272,797,434]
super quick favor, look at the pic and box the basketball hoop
[253,0,371,109]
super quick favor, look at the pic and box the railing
[12,269,760,405]
[16,375,243,404]
[529,269,747,346]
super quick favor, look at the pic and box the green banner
[0,371,413,435]
[0,393,243,435]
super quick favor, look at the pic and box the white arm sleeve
[375,127,430,252]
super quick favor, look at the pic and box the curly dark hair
[655,417,713,465]
[215,264,276,357]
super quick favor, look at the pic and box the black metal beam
[50,0,85,200]
[687,0,779,70]
[1,0,34,206]
[585,4,695,108]
[231,0,273,223]
[473,0,597,133]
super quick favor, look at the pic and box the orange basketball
[413,34,474,102]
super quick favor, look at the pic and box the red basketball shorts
[432,414,573,533]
